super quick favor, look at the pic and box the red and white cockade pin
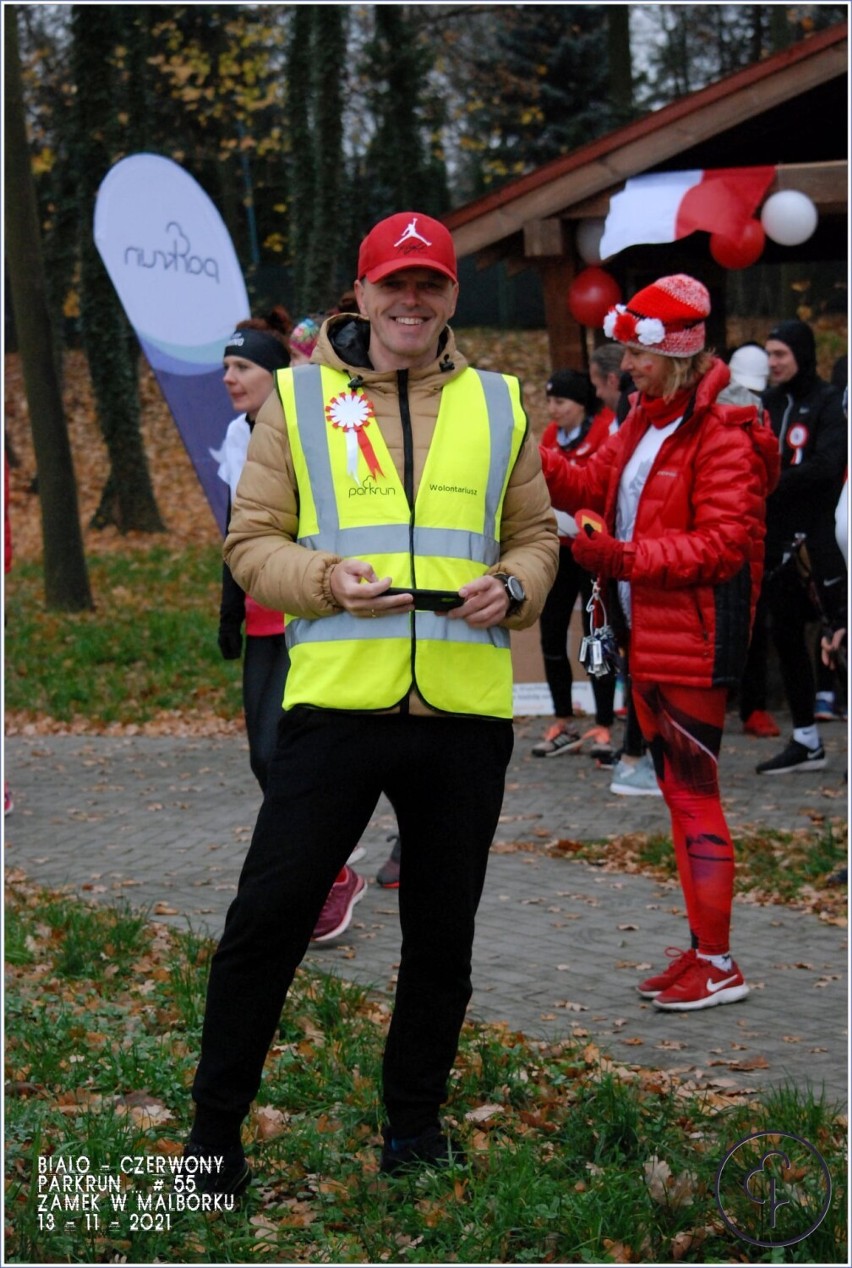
[325,389,384,483]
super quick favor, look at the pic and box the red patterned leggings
[632,682,733,956]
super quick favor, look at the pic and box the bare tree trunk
[4,6,93,611]
[607,5,634,125]
[70,3,166,534]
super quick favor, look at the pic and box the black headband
[223,329,290,373]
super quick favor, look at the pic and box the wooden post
[538,256,585,370]
[521,218,586,371]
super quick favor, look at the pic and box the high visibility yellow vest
[276,363,526,718]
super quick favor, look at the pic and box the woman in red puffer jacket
[540,274,779,1015]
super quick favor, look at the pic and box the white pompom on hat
[603,273,711,359]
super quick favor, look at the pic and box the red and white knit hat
[603,274,710,359]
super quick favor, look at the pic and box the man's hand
[328,559,414,618]
[447,574,510,628]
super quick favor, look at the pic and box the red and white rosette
[325,390,384,483]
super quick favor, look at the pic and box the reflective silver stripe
[415,612,510,648]
[300,525,409,555]
[412,525,498,565]
[293,366,339,537]
[287,611,410,647]
[474,370,516,545]
[287,610,508,650]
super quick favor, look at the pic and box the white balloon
[576,218,606,265]
[760,190,819,247]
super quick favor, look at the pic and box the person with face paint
[540,274,779,1013]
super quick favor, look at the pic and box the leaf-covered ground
[4,869,847,1266]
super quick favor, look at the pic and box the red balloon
[567,267,622,327]
[709,220,765,270]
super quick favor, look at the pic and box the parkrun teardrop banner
[94,154,250,534]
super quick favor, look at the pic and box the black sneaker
[755,738,826,775]
[377,834,401,888]
[181,1141,252,1196]
[379,1124,466,1175]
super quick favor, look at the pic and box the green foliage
[14,4,849,320]
[360,7,450,220]
[286,5,347,313]
[4,545,243,726]
[285,5,316,313]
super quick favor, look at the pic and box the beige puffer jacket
[225,314,558,712]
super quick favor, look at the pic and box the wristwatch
[494,572,526,615]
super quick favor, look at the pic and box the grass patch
[554,818,848,920]
[4,876,847,1264]
[4,544,242,726]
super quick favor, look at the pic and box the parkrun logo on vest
[123,221,220,284]
[347,477,397,498]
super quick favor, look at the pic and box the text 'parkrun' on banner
[94,153,250,534]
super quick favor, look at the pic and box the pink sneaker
[311,866,367,943]
[4,784,13,817]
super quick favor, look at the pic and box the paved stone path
[4,711,847,1106]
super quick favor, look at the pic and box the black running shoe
[181,1141,251,1196]
[755,738,826,775]
[379,1124,466,1175]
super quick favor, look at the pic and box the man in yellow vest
[185,211,558,1189]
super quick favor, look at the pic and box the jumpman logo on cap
[393,218,432,249]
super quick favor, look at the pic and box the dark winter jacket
[540,358,780,689]
[761,322,846,576]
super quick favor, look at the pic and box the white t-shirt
[217,414,251,504]
[615,417,682,626]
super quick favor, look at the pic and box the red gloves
[571,509,635,580]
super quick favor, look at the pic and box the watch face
[507,576,525,602]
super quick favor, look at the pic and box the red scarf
[635,386,694,429]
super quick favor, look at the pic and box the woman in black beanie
[532,369,618,759]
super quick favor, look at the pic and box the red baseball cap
[357,211,457,284]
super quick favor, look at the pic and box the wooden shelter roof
[444,23,847,263]
[442,23,847,366]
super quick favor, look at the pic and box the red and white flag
[600,167,776,259]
